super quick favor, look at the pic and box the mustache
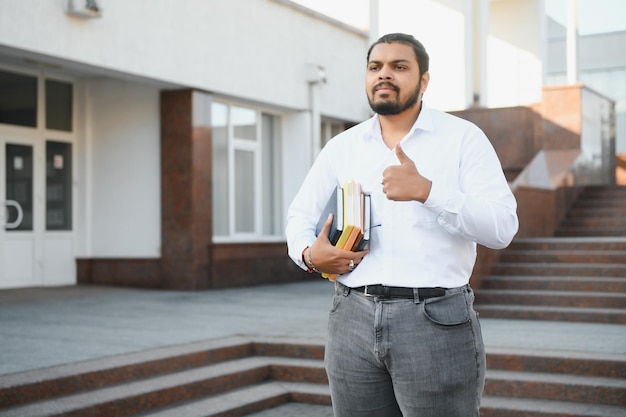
[373,82,399,93]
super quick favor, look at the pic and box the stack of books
[315,179,371,280]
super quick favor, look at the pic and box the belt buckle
[363,285,372,297]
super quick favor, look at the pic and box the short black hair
[367,33,430,76]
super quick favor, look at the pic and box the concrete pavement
[1,280,625,376]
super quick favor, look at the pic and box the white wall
[374,0,544,111]
[86,79,161,257]
[281,111,312,220]
[377,0,468,111]
[0,0,369,123]
[488,0,544,107]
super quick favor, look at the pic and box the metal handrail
[1,200,23,229]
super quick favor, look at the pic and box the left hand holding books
[310,213,369,281]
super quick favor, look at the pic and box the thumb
[395,144,413,165]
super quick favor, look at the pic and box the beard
[368,80,422,115]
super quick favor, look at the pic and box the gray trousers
[325,282,485,417]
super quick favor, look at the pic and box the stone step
[475,304,626,324]
[500,250,626,264]
[585,184,626,194]
[486,348,626,379]
[482,185,626,328]
[555,228,626,237]
[0,355,327,417]
[577,184,626,191]
[481,275,626,292]
[491,262,626,277]
[579,195,626,202]
[574,191,626,199]
[0,337,255,409]
[475,289,626,308]
[508,238,626,251]
[480,396,626,417]
[244,402,334,417]
[566,207,626,218]
[572,198,626,208]
[135,382,330,417]
[132,371,626,417]
[133,374,626,417]
[485,369,626,406]
[560,216,626,226]
[0,357,274,417]
[2,338,624,417]
[0,337,326,411]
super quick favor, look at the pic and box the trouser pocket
[423,290,472,326]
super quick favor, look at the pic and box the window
[321,120,347,147]
[0,70,73,131]
[5,144,33,231]
[0,70,37,128]
[211,102,282,239]
[46,79,73,131]
[46,141,72,230]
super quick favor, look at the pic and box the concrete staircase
[556,185,626,237]
[476,185,626,324]
[1,337,625,417]
[0,338,330,417]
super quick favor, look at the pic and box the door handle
[2,200,23,229]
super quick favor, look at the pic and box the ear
[420,71,430,96]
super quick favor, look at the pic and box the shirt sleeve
[286,145,340,270]
[423,127,519,250]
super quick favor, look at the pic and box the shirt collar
[364,102,435,143]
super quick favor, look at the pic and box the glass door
[42,139,75,286]
[0,139,39,288]
[0,69,76,289]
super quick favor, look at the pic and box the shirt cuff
[423,180,448,210]
[290,238,314,272]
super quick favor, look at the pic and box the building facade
[546,19,626,153]
[0,0,370,289]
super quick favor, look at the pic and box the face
[366,42,429,115]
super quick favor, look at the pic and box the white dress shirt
[286,104,519,289]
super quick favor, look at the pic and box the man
[286,33,518,417]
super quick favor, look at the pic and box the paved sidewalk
[1,280,625,376]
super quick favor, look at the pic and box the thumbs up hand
[381,144,432,202]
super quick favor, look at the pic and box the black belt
[351,284,447,300]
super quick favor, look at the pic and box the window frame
[211,99,283,243]
[321,119,347,148]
